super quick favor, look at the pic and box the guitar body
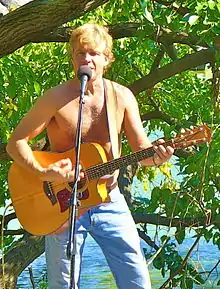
[8,143,111,236]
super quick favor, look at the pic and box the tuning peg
[180,128,186,133]
[190,125,194,130]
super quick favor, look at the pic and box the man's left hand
[153,139,174,165]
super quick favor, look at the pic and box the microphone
[77,65,92,95]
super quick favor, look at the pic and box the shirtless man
[6,23,174,289]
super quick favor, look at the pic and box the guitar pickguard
[56,187,89,213]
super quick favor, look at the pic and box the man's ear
[104,57,109,66]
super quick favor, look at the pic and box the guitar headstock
[172,124,212,149]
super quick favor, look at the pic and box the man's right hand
[40,158,84,182]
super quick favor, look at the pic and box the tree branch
[35,22,209,46]
[32,22,209,48]
[129,48,215,95]
[141,110,176,125]
[0,232,44,288]
[159,234,202,289]
[205,259,220,280]
[133,213,220,228]
[1,211,218,238]
[138,228,159,250]
[0,229,25,236]
[0,212,16,228]
[0,0,109,57]
[0,14,210,57]
[150,45,165,72]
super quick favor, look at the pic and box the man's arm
[6,91,77,181]
[122,87,174,166]
[7,91,55,172]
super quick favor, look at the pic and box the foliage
[37,270,48,289]
[0,0,219,288]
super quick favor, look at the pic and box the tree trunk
[0,233,44,289]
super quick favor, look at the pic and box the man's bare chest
[55,99,110,143]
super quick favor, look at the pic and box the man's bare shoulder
[44,80,78,100]
[106,79,133,95]
[105,78,135,104]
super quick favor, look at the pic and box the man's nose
[85,52,92,62]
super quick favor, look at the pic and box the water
[17,235,116,289]
[17,233,219,289]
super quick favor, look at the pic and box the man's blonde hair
[70,23,115,67]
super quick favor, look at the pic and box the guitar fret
[86,147,155,180]
[85,125,211,181]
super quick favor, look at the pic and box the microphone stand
[66,79,87,289]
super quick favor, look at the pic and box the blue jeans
[45,187,151,288]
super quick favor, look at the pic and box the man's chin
[90,72,104,82]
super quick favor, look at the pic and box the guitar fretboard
[78,123,210,182]
[85,141,172,180]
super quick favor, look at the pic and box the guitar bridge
[43,181,57,205]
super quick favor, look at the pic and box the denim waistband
[108,186,122,202]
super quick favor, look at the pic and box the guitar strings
[22,133,206,195]
[14,132,207,202]
[78,133,206,179]
[35,132,207,195]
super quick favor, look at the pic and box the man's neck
[86,76,104,95]
[72,74,105,101]
[73,75,104,96]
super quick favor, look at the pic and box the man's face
[72,41,108,81]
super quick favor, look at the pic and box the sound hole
[68,178,89,201]
[68,177,86,190]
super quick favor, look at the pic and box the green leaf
[208,0,216,10]
[186,277,193,289]
[188,15,199,26]
[34,81,41,95]
[175,228,185,244]
[144,7,154,23]
[153,254,165,270]
[204,228,213,242]
[213,232,220,246]
[161,235,170,243]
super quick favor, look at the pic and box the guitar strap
[103,79,119,159]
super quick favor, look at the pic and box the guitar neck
[84,122,212,181]
[86,140,173,180]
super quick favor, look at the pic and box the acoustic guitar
[8,124,211,236]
